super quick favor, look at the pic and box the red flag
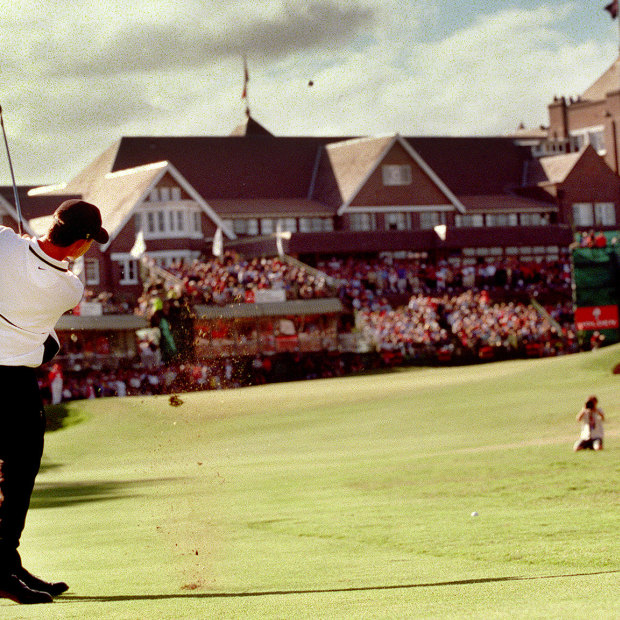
[605,0,618,19]
[241,57,249,99]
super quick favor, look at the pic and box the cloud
[1,1,617,185]
[37,1,376,78]
[253,5,615,137]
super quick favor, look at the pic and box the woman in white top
[573,395,605,451]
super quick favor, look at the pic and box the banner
[574,305,619,331]
[252,289,287,303]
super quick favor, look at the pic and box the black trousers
[0,366,46,575]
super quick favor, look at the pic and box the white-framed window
[148,185,182,202]
[594,202,616,226]
[84,258,100,285]
[520,213,547,226]
[572,203,594,227]
[167,209,185,233]
[299,217,333,232]
[146,250,199,268]
[349,213,376,231]
[419,211,445,230]
[382,164,412,186]
[137,205,203,239]
[193,211,202,233]
[277,218,297,233]
[111,255,139,285]
[261,218,274,235]
[569,126,605,154]
[485,213,518,227]
[455,214,484,227]
[233,218,259,235]
[384,212,409,230]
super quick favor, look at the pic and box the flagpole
[242,55,250,118]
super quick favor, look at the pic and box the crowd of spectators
[84,253,573,317]
[357,290,578,364]
[37,352,372,405]
[152,253,335,307]
[576,230,617,248]
[46,250,602,403]
[317,255,572,311]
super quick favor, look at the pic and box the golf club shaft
[0,107,23,235]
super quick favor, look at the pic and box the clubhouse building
[1,56,620,303]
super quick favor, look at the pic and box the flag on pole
[241,56,250,117]
[433,224,447,241]
[605,0,618,19]
[242,56,249,99]
[212,226,223,257]
[129,230,146,259]
[276,219,284,257]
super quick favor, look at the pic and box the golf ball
[471,511,479,517]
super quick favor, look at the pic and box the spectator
[573,396,605,451]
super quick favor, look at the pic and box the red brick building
[1,57,619,301]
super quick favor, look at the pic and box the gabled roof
[229,115,274,137]
[207,198,334,217]
[322,135,394,205]
[330,134,466,215]
[38,132,536,217]
[107,136,346,200]
[582,54,620,101]
[31,161,236,248]
[0,192,35,234]
[406,137,531,195]
[458,194,557,213]
[63,140,122,195]
[525,147,588,186]
[1,185,75,224]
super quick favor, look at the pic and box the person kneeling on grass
[573,395,605,452]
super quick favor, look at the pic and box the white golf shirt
[578,407,605,441]
[0,226,84,367]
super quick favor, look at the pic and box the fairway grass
[4,345,619,618]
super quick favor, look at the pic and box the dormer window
[382,164,412,186]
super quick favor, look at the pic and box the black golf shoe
[0,574,53,604]
[15,567,68,597]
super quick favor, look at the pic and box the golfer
[0,199,108,604]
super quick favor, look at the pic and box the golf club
[0,105,23,235]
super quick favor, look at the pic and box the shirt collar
[30,240,70,272]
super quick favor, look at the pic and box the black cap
[54,199,109,244]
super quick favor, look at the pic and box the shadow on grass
[59,570,619,602]
[30,479,174,509]
[45,403,74,433]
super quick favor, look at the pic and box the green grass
[5,345,619,618]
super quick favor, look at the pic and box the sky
[0,0,618,186]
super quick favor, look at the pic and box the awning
[55,314,149,331]
[194,298,344,320]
